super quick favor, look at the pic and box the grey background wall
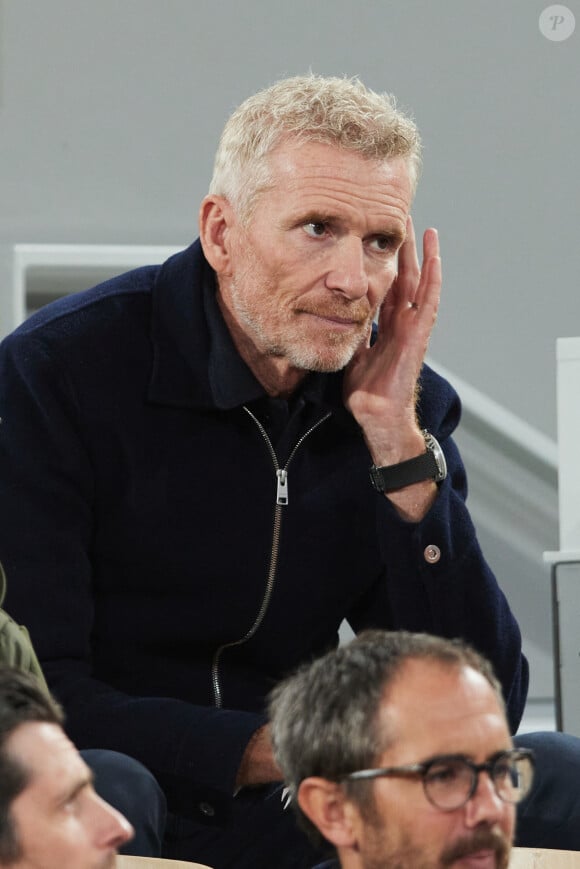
[2,0,579,441]
[1,0,579,704]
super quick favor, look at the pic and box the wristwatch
[369,430,447,493]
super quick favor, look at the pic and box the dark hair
[0,667,63,861]
[268,630,504,847]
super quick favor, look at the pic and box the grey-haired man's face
[299,660,515,869]
[215,139,412,379]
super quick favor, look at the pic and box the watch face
[424,431,447,482]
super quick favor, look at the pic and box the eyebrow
[420,749,513,765]
[380,226,406,246]
[54,770,94,807]
[297,212,406,242]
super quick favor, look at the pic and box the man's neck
[216,292,308,398]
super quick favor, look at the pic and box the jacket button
[424,544,441,564]
[199,801,215,817]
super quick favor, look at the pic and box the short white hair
[209,73,422,220]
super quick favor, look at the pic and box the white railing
[427,357,558,473]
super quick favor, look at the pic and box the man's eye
[303,222,328,238]
[369,236,393,252]
[493,760,513,781]
[426,764,461,785]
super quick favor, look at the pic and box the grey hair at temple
[268,630,504,845]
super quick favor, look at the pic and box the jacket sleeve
[347,364,529,734]
[0,329,265,825]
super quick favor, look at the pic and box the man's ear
[297,777,359,849]
[198,194,236,276]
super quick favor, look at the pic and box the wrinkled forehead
[248,141,413,232]
[265,136,414,188]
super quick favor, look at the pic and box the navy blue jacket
[0,240,528,823]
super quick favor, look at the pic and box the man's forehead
[7,720,89,785]
[267,138,412,188]
[388,657,497,699]
[377,659,510,760]
[253,139,413,232]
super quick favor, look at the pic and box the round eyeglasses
[344,748,535,812]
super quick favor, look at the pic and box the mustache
[297,301,373,324]
[441,826,511,866]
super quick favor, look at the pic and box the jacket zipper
[210,406,332,708]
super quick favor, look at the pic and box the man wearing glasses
[269,630,534,869]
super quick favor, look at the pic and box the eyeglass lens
[423,754,533,811]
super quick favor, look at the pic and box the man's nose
[463,772,511,829]
[94,794,135,851]
[324,238,368,299]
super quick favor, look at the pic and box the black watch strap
[369,431,447,493]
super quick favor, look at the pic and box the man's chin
[285,337,364,374]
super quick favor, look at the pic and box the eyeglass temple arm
[344,764,424,782]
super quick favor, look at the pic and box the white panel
[557,337,580,551]
[555,563,580,736]
[0,245,182,338]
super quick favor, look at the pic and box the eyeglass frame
[342,748,535,812]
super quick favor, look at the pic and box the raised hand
[344,217,442,519]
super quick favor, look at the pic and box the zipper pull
[276,469,288,506]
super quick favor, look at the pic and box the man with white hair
[1,74,579,866]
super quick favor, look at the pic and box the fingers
[393,218,441,307]
[414,227,441,311]
[378,218,441,344]
[425,226,439,255]
[395,216,421,302]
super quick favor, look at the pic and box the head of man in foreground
[269,631,534,869]
[0,667,133,869]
